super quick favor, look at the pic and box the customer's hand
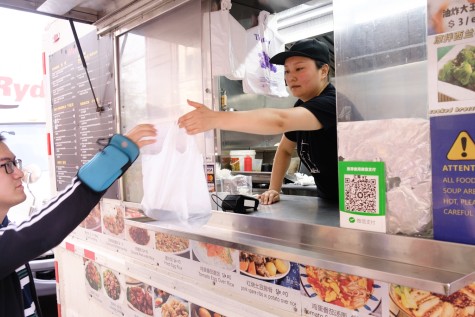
[125,124,157,148]
[258,189,281,205]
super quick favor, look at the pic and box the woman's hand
[125,124,157,148]
[258,189,281,205]
[178,100,219,135]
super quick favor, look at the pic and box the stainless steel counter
[137,194,475,296]
[218,194,340,226]
[281,184,318,196]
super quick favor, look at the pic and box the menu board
[49,31,117,197]
[69,199,390,317]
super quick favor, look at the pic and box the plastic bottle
[244,155,252,171]
[220,90,227,111]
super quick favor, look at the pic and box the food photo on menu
[126,224,152,247]
[239,251,300,290]
[159,294,189,317]
[389,283,475,317]
[102,204,125,238]
[191,241,238,271]
[437,42,475,101]
[80,203,102,232]
[84,259,102,292]
[300,265,383,315]
[102,268,122,301]
[125,206,147,219]
[190,303,226,317]
[155,232,191,258]
[153,288,170,310]
[125,277,154,316]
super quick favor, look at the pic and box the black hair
[315,61,326,69]
[0,134,5,142]
[211,0,220,11]
[315,60,332,81]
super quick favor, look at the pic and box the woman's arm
[258,135,296,205]
[178,100,322,135]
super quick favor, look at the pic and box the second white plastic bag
[141,123,211,225]
[210,8,247,80]
[242,11,288,97]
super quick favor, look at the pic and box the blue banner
[431,114,475,245]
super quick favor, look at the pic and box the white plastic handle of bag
[221,0,232,11]
[258,10,270,26]
[161,124,198,154]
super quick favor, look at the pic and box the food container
[252,158,262,172]
[229,150,256,171]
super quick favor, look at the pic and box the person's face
[0,142,26,217]
[284,56,328,102]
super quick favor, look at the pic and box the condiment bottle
[220,90,227,111]
[244,155,252,171]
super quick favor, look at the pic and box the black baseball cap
[270,39,330,65]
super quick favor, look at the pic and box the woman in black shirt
[178,39,337,203]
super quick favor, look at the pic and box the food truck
[1,0,474,316]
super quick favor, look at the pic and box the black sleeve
[284,85,336,141]
[0,177,102,279]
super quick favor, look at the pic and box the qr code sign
[344,174,378,213]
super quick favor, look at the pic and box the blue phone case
[77,135,138,192]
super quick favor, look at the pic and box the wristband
[77,134,139,192]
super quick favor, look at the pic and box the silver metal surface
[281,183,318,196]
[333,0,427,120]
[37,0,82,15]
[138,195,475,295]
[30,252,56,297]
[0,0,101,23]
[98,0,189,36]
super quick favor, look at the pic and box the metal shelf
[140,195,474,296]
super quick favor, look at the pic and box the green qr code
[344,174,378,213]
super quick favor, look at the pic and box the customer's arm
[0,124,156,278]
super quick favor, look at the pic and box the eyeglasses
[0,159,22,175]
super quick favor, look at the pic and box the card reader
[221,194,259,214]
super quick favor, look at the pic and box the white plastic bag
[242,11,288,97]
[141,123,211,225]
[210,6,247,80]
